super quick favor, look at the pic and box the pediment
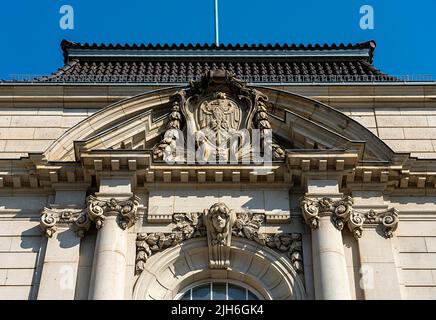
[44,71,394,164]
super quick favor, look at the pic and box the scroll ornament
[348,208,399,239]
[301,196,399,239]
[86,195,140,230]
[301,196,353,231]
[40,207,91,238]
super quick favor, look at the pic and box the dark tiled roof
[36,40,394,83]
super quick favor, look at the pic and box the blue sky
[0,0,435,80]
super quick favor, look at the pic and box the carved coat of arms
[198,92,241,134]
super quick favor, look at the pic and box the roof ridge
[61,39,376,50]
[61,39,377,64]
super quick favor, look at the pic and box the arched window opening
[177,281,260,300]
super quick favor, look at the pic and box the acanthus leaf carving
[232,211,303,273]
[135,212,205,275]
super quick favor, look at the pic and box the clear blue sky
[0,0,435,80]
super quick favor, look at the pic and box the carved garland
[252,98,285,161]
[152,94,184,161]
[300,196,399,240]
[135,208,303,276]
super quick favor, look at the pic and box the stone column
[301,179,352,300]
[87,176,139,300]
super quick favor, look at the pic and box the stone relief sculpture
[204,202,235,269]
[40,195,140,238]
[135,203,303,275]
[135,212,205,275]
[233,211,303,273]
[40,207,90,238]
[252,98,285,161]
[348,208,399,239]
[87,195,140,230]
[152,96,184,161]
[152,70,286,163]
[301,196,353,231]
[301,196,399,239]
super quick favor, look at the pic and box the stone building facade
[0,40,436,300]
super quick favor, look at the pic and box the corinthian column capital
[86,195,140,230]
[300,196,353,231]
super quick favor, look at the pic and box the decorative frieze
[300,196,399,239]
[40,207,90,238]
[135,204,303,275]
[86,195,140,230]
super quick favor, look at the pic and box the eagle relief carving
[196,92,242,161]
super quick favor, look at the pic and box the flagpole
[214,0,219,45]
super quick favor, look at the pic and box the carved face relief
[212,211,228,232]
[208,202,231,236]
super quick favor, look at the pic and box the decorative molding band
[300,196,353,231]
[40,207,90,238]
[135,208,303,276]
[300,196,399,240]
[86,195,140,230]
